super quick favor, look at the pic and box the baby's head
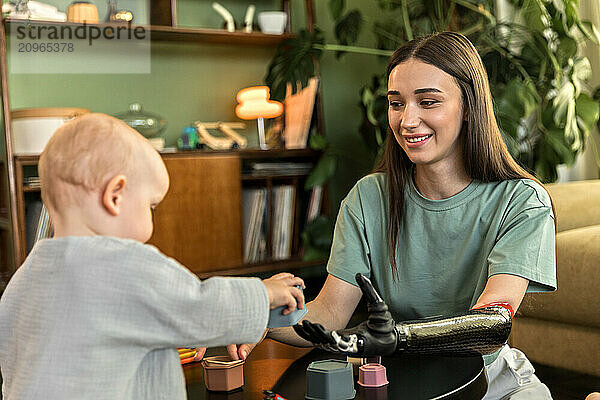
[39,113,169,242]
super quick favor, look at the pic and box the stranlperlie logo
[10,21,150,74]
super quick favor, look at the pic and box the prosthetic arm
[293,273,513,357]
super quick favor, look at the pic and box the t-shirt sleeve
[107,246,270,349]
[326,195,372,287]
[487,182,556,292]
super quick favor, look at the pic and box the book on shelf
[24,176,41,188]
[271,185,295,260]
[242,188,267,264]
[284,77,320,149]
[35,204,53,243]
[26,201,53,252]
[243,185,297,263]
[306,185,323,223]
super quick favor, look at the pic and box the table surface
[185,340,488,400]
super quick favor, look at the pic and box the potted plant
[267,0,600,183]
[268,0,600,258]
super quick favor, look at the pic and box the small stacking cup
[306,359,355,400]
[267,285,307,328]
[202,356,245,392]
[357,363,389,387]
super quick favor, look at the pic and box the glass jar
[114,103,167,139]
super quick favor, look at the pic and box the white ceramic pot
[258,11,287,35]
[11,108,90,155]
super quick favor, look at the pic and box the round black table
[185,340,487,400]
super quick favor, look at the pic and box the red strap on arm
[471,302,515,319]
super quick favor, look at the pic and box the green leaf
[496,79,539,121]
[556,36,577,65]
[309,134,328,151]
[571,57,592,96]
[553,80,575,127]
[545,128,576,165]
[264,29,324,101]
[334,10,363,47]
[575,93,599,133]
[534,139,561,182]
[517,0,548,32]
[577,20,600,45]
[329,0,345,21]
[305,154,336,189]
[564,0,578,28]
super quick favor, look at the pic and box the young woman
[231,31,557,399]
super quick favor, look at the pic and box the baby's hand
[262,273,305,315]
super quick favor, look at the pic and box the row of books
[242,185,323,264]
[25,200,53,252]
[242,185,296,263]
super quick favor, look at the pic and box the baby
[0,113,304,399]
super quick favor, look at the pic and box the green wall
[7,0,387,210]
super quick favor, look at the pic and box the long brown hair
[374,31,544,277]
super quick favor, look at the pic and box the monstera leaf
[265,29,324,101]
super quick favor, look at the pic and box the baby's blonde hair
[39,113,151,213]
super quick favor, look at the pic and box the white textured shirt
[0,236,269,399]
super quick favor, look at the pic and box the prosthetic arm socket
[394,303,513,356]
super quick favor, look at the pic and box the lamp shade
[235,86,283,120]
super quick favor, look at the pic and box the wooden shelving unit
[8,148,324,276]
[0,0,326,279]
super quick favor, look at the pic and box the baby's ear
[102,175,127,216]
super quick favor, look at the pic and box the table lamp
[235,86,283,150]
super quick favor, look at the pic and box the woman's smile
[403,133,434,147]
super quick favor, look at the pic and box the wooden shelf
[22,186,40,192]
[161,148,319,160]
[242,173,310,181]
[13,154,39,164]
[4,18,295,46]
[196,258,326,279]
[0,217,9,230]
[240,149,320,160]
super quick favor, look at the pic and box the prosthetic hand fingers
[355,273,384,305]
[331,331,360,353]
[307,321,336,345]
[293,321,315,343]
[293,320,335,347]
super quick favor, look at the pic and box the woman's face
[387,59,465,169]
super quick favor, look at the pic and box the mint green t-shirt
[327,172,556,324]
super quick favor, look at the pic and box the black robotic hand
[293,273,398,356]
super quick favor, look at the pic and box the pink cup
[357,363,389,387]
